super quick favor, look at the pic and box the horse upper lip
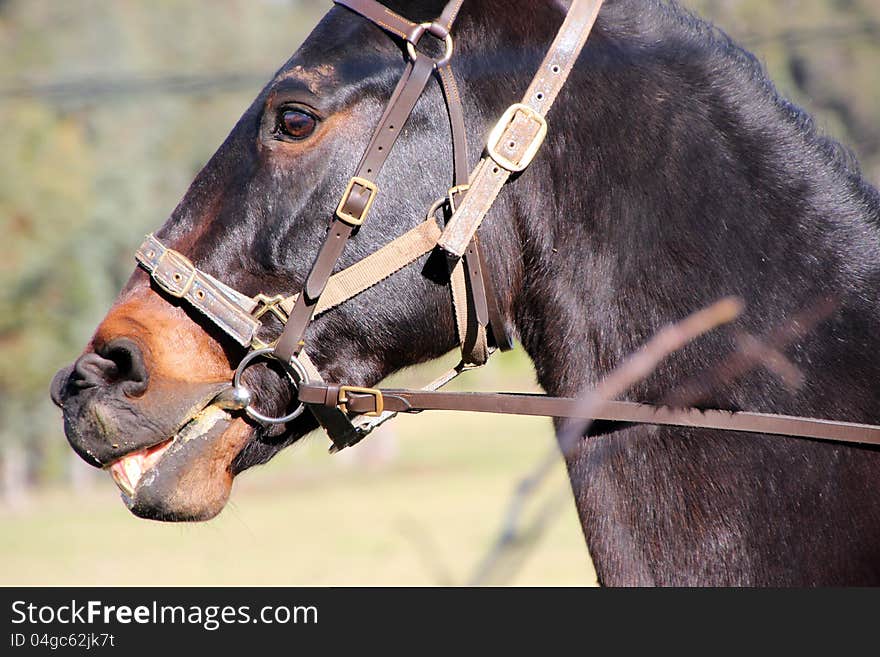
[50,366,74,408]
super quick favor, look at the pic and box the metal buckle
[250,294,289,349]
[252,294,289,323]
[426,184,471,223]
[486,103,548,173]
[336,177,379,227]
[406,22,454,68]
[337,386,384,417]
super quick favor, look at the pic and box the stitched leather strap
[274,53,437,364]
[297,384,880,447]
[136,235,261,347]
[334,0,417,39]
[438,0,604,256]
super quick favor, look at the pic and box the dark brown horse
[51,0,880,585]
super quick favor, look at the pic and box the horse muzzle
[51,337,253,521]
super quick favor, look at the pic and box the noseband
[135,0,880,451]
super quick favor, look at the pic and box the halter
[135,0,880,452]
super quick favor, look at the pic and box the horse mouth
[105,402,241,520]
[106,390,235,498]
[108,439,174,498]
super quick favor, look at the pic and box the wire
[0,71,269,102]
[0,23,878,103]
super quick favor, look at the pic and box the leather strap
[298,350,366,450]
[438,0,604,256]
[437,65,469,191]
[275,53,437,364]
[334,0,417,40]
[136,234,261,347]
[279,217,442,318]
[437,64,496,363]
[438,0,466,31]
[297,384,880,448]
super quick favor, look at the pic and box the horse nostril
[71,338,149,397]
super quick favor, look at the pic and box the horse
[50,0,880,586]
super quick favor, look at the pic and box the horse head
[50,0,544,521]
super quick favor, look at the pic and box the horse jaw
[107,407,254,522]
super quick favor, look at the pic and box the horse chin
[107,406,255,522]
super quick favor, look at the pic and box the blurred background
[1,0,878,586]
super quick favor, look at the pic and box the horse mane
[380,0,876,204]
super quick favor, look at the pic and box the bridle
[134,0,880,452]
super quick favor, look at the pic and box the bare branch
[471,295,840,587]
[557,296,744,456]
[470,297,745,585]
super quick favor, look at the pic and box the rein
[135,0,880,452]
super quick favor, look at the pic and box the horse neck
[475,1,880,401]
[456,0,880,587]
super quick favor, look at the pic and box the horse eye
[278,109,317,140]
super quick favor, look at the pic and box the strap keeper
[448,184,470,213]
[486,103,548,173]
[336,177,379,226]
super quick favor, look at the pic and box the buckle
[486,103,548,173]
[406,22,454,68]
[250,294,290,349]
[336,177,378,227]
[252,294,289,324]
[337,386,385,417]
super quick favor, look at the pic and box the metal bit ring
[232,348,309,425]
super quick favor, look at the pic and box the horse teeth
[109,462,134,497]
[108,438,176,497]
[122,454,144,489]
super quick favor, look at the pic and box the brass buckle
[486,103,548,173]
[426,184,471,223]
[250,293,290,349]
[336,177,378,227]
[252,294,289,324]
[337,386,384,417]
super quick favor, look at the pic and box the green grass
[0,354,597,587]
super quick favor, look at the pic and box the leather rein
[134,0,880,452]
